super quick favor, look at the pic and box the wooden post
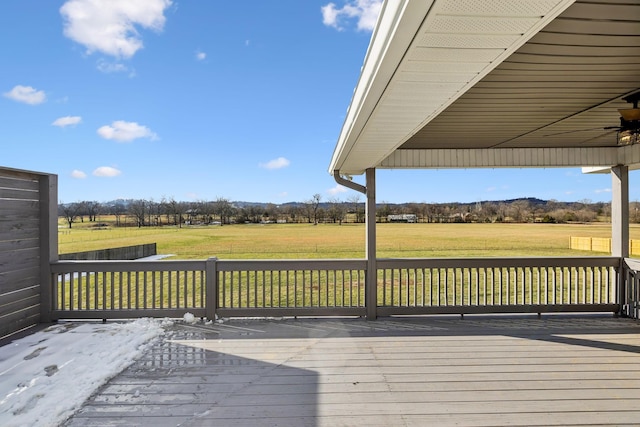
[611,165,629,316]
[206,257,218,321]
[611,165,629,258]
[39,173,58,323]
[365,168,377,320]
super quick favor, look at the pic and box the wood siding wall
[0,167,57,339]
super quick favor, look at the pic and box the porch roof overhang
[328,0,640,176]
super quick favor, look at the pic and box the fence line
[570,236,640,255]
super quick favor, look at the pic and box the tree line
[58,195,626,229]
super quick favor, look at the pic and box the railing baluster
[474,268,478,306]
[309,270,314,307]
[535,267,540,305]
[458,268,462,306]
[408,268,412,307]
[302,270,307,307]
[392,269,396,306]
[168,271,173,308]
[159,272,164,309]
[285,271,291,307]
[293,270,298,308]
[68,271,74,311]
[528,267,532,305]
[231,271,236,308]
[192,271,197,308]
[436,268,441,306]
[271,270,275,308]
[61,272,68,310]
[592,266,597,305]
[332,270,336,307]
[420,268,425,307]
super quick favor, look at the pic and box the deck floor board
[64,314,640,426]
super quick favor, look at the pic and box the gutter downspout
[333,170,366,194]
[333,170,377,320]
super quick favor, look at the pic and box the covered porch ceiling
[329,0,640,176]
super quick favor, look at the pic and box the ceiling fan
[606,92,640,146]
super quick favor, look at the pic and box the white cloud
[327,184,347,195]
[259,157,290,170]
[196,51,206,61]
[3,85,46,105]
[60,0,173,59]
[52,116,82,127]
[97,120,158,142]
[321,0,382,31]
[595,188,612,194]
[71,169,87,179]
[96,59,129,73]
[93,166,122,177]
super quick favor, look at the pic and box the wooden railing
[50,260,209,319]
[50,256,622,320]
[50,258,367,320]
[216,259,366,317]
[377,257,620,316]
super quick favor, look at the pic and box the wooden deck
[64,314,640,426]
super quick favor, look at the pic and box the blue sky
[0,0,634,205]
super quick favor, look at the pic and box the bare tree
[327,198,346,224]
[59,202,81,229]
[162,197,186,227]
[81,201,101,222]
[347,194,363,223]
[283,204,301,223]
[128,199,148,227]
[264,203,280,223]
[109,201,127,226]
[198,200,215,224]
[212,197,234,224]
[147,199,162,226]
[246,205,262,223]
[304,194,322,224]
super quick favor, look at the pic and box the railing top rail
[216,258,367,271]
[51,256,622,274]
[51,259,206,273]
[377,256,621,269]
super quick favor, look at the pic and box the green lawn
[58,220,631,259]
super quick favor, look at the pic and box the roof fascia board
[330,0,578,176]
[328,0,435,174]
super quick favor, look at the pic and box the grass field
[56,219,625,313]
[58,218,634,259]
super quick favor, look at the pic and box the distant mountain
[85,197,607,210]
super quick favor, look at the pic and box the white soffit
[329,0,576,176]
